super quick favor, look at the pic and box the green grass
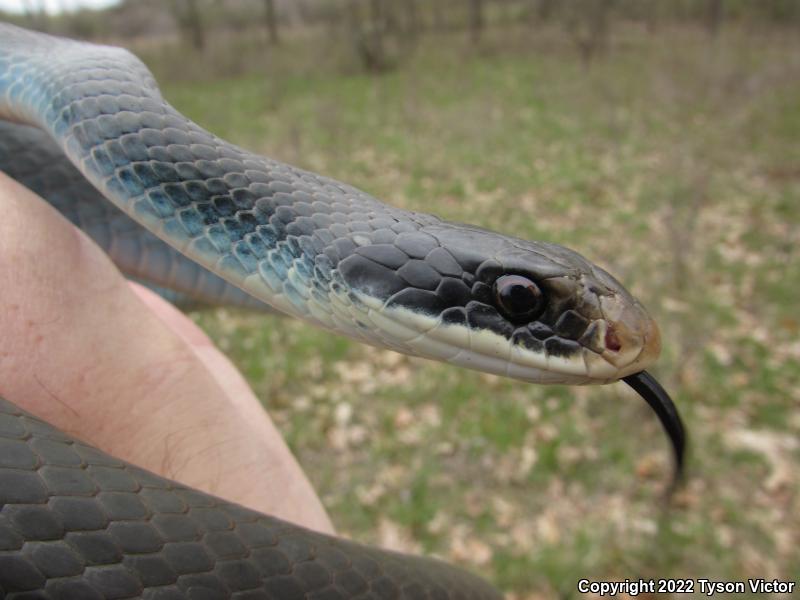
[140,24,798,597]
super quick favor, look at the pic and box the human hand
[0,172,334,535]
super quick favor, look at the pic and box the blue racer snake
[0,24,685,600]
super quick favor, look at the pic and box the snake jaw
[596,294,662,378]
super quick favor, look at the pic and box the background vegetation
[4,1,798,597]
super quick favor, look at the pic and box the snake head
[337,221,660,385]
[336,219,684,481]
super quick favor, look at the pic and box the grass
[135,23,798,597]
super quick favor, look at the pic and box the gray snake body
[0,24,685,599]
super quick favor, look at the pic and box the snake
[0,24,686,599]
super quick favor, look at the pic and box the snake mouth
[576,294,662,381]
[623,371,686,487]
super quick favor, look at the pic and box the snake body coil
[0,24,684,599]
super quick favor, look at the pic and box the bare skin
[0,172,335,535]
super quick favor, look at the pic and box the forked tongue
[622,371,686,490]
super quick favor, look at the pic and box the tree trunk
[405,0,420,38]
[21,0,48,31]
[432,0,446,30]
[469,0,484,44]
[568,0,613,65]
[264,0,279,45]
[537,0,555,22]
[351,0,392,73]
[172,0,205,50]
[645,0,659,34]
[705,0,723,36]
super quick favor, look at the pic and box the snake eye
[493,275,545,322]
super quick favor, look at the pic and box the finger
[0,172,334,534]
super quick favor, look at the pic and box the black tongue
[622,371,686,487]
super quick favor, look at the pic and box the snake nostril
[605,326,622,352]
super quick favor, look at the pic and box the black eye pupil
[494,275,544,321]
